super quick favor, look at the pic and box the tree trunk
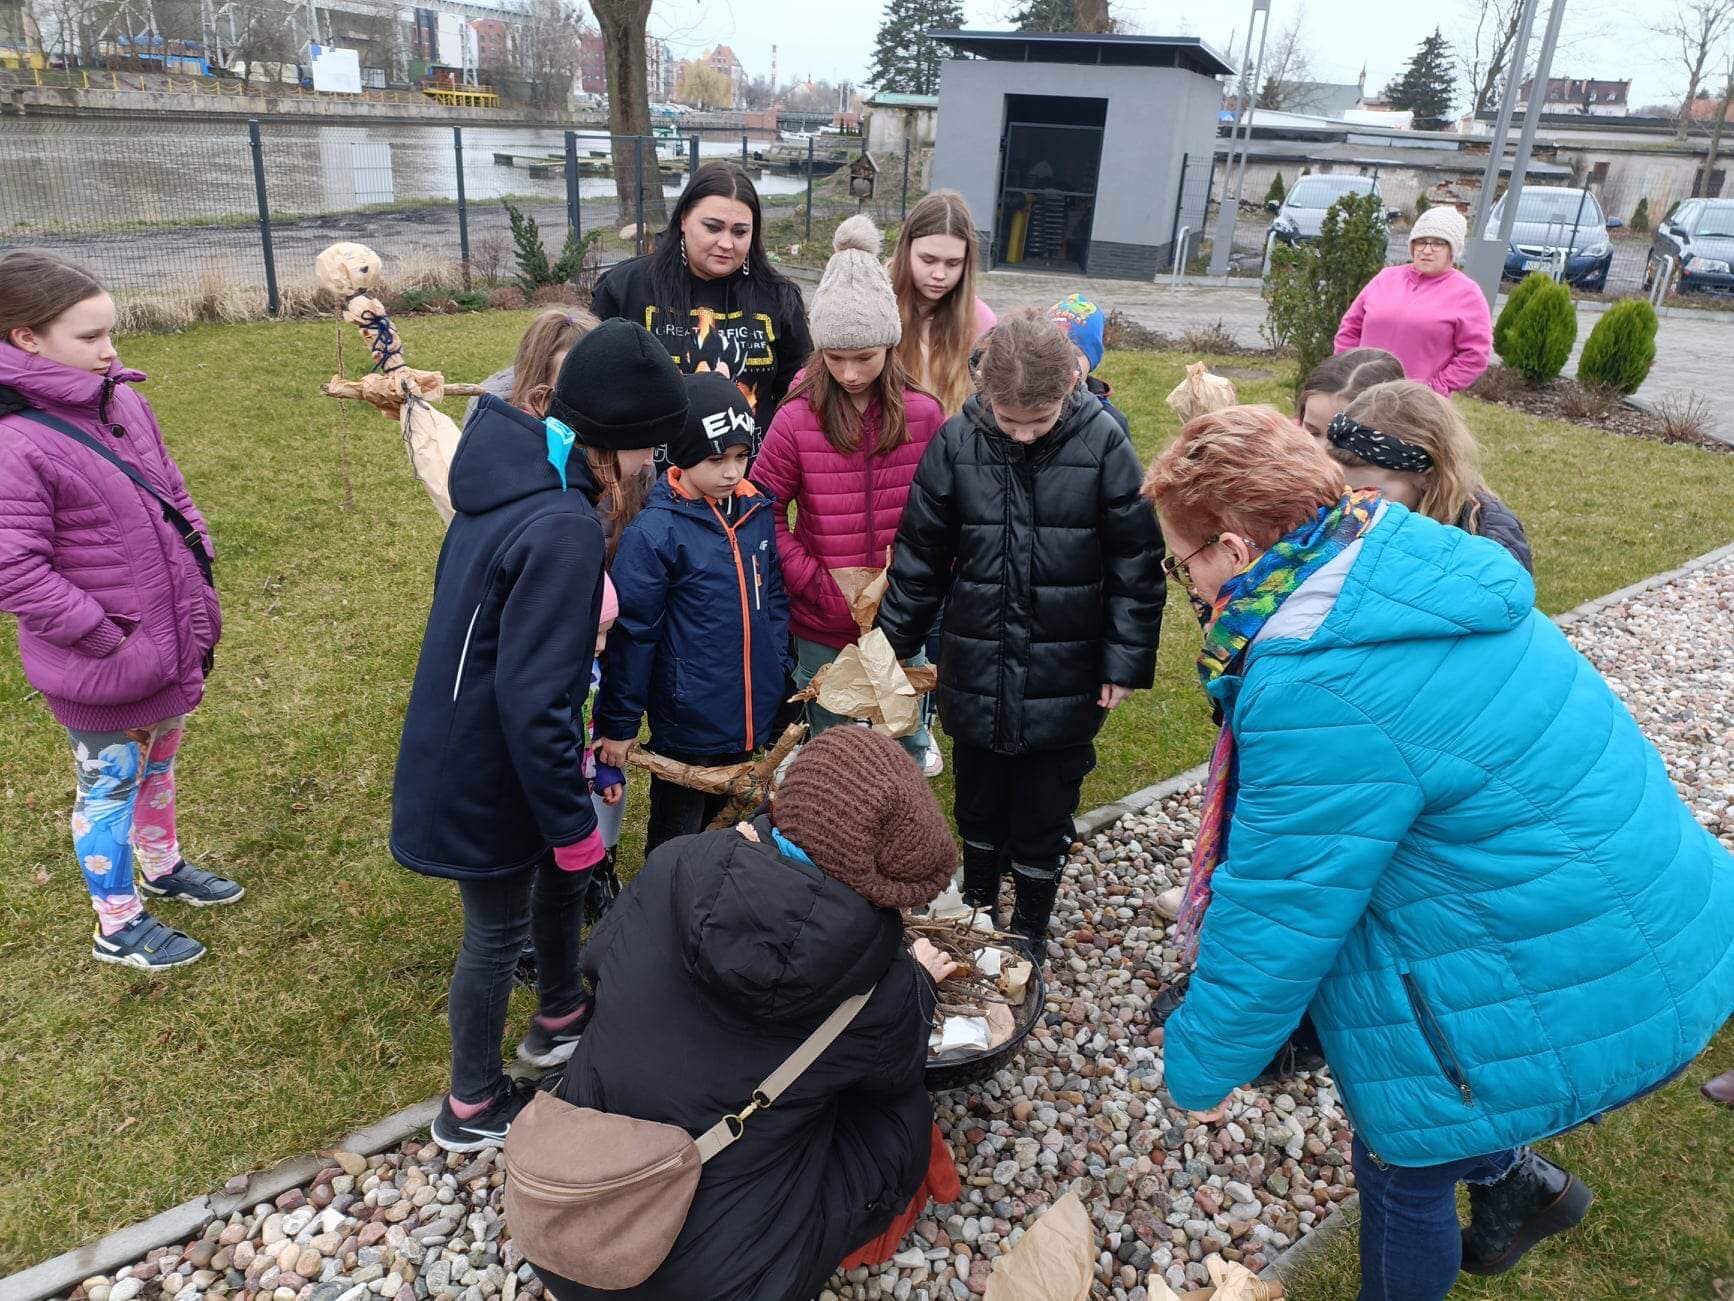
[1703,75,1734,197]
[1679,72,1704,141]
[591,0,668,238]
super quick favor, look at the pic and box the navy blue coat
[391,397,604,880]
[596,471,792,758]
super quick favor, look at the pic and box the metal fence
[1167,151,1216,277]
[0,117,910,325]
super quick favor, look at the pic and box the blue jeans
[1351,1063,1688,1299]
[1352,1138,1518,1301]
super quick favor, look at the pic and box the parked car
[1267,174,1399,245]
[1648,197,1734,295]
[1489,186,1621,291]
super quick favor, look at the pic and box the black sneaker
[513,938,539,991]
[140,860,244,907]
[91,912,206,970]
[585,849,622,926]
[1460,1149,1594,1275]
[430,1077,536,1153]
[516,996,595,1068]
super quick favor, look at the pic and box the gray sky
[640,0,1695,119]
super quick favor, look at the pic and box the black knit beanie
[772,727,957,910]
[547,318,689,450]
[666,373,758,469]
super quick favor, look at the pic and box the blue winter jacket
[596,470,792,758]
[1165,502,1734,1166]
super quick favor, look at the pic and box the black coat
[540,817,936,1301]
[877,389,1165,754]
[1460,490,1533,573]
[390,397,605,879]
[591,255,813,437]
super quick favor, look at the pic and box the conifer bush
[1503,277,1577,384]
[1629,197,1651,233]
[1265,172,1286,206]
[1577,298,1658,395]
[1493,271,1551,366]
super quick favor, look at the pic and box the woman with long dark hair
[592,162,812,437]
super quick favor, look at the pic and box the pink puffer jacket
[753,388,945,649]
[0,346,220,732]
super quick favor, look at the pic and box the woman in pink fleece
[1334,206,1491,395]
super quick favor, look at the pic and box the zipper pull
[753,556,762,611]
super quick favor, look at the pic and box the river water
[0,117,805,233]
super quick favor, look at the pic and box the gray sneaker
[140,860,245,907]
[92,913,206,970]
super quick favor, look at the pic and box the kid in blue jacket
[596,373,793,853]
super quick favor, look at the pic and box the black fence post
[634,135,646,257]
[689,133,700,180]
[901,139,911,223]
[565,130,581,242]
[453,126,471,289]
[741,132,748,166]
[805,135,815,241]
[247,119,280,316]
[1170,152,1189,248]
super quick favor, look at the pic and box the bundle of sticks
[625,717,808,831]
[906,914,1034,1021]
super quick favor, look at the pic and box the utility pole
[1498,0,1569,245]
[1208,0,1271,277]
[1463,0,1547,307]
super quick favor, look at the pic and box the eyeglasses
[1161,535,1221,589]
[1411,238,1451,251]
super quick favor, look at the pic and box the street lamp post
[1207,0,1271,277]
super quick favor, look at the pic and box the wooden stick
[322,379,489,400]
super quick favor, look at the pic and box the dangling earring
[679,234,689,269]
[741,259,750,277]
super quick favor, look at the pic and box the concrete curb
[11,541,1734,1301]
[1260,1194,1360,1285]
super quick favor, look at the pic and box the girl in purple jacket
[0,252,238,971]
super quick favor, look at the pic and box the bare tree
[1702,50,1734,193]
[1663,0,1734,139]
[591,0,667,229]
[224,0,297,86]
[519,0,584,108]
[674,58,731,109]
[1074,0,1110,31]
[1255,14,1321,111]
[1457,0,1526,119]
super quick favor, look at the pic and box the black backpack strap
[10,408,214,588]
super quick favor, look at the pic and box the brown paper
[814,629,923,739]
[829,561,892,633]
[983,1191,1094,1301]
[1165,361,1239,423]
[1000,958,1033,1006]
[984,999,1017,1050]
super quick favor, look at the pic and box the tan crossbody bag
[502,986,875,1290]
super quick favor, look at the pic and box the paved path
[978,269,1734,447]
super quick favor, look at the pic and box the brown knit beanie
[772,726,957,909]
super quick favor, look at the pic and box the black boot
[1007,861,1061,961]
[960,842,1003,923]
[1250,1015,1330,1086]
[1460,1149,1594,1276]
[585,846,622,926]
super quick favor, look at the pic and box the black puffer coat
[877,389,1165,754]
[538,817,936,1301]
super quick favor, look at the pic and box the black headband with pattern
[1325,412,1435,473]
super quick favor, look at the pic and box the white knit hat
[1410,205,1467,263]
[808,215,903,350]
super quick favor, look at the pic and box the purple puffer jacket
[0,346,220,732]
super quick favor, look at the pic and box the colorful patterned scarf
[1174,490,1382,957]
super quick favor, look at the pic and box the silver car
[1648,197,1734,295]
[1268,174,1393,244]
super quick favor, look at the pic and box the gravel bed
[61,558,1734,1301]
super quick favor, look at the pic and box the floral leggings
[66,716,186,935]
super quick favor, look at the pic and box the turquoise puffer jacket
[1164,503,1734,1166]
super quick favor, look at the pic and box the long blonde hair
[1338,380,1487,526]
[889,190,980,415]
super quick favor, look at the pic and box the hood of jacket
[958,385,1097,462]
[0,347,146,419]
[639,466,774,525]
[448,395,602,515]
[1212,502,1534,710]
[669,817,901,1023]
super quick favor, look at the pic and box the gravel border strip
[11,537,1734,1301]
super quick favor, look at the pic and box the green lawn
[0,312,1729,1271]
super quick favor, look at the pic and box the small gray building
[929,30,1232,279]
